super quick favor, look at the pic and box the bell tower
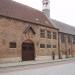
[42,0,50,18]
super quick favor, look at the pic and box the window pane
[47,44,51,48]
[73,36,75,44]
[53,45,56,48]
[47,31,51,39]
[40,44,45,48]
[9,42,16,48]
[53,32,56,39]
[40,29,45,38]
[68,35,71,43]
[61,34,65,43]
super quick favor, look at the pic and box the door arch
[22,40,35,61]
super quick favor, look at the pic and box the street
[0,60,75,75]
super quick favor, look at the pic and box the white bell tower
[42,0,50,18]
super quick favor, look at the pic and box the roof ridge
[51,19,75,35]
[52,19,75,28]
[12,0,43,14]
[0,0,54,28]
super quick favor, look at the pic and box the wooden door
[22,42,35,61]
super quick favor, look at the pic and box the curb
[0,58,75,68]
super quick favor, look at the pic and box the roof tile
[0,0,54,28]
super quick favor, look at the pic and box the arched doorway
[22,40,35,61]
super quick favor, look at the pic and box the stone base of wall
[0,55,59,63]
[62,55,66,59]
[0,57,21,63]
[61,55,72,59]
[55,55,58,59]
[35,55,58,61]
[35,56,52,61]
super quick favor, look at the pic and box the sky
[13,0,75,27]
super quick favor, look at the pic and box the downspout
[58,32,61,59]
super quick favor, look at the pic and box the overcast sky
[13,0,75,27]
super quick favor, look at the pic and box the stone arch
[22,39,35,61]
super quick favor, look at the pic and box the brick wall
[0,16,58,62]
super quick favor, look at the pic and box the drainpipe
[65,35,68,58]
[58,32,61,59]
[71,35,74,57]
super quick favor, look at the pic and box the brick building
[0,0,75,63]
[51,20,75,59]
[0,0,59,63]
[42,0,75,59]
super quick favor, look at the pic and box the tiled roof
[51,19,75,35]
[0,0,54,28]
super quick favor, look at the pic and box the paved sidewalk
[0,58,75,68]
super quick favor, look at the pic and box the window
[47,44,51,48]
[73,36,75,44]
[61,33,65,43]
[43,2,48,7]
[53,32,56,39]
[68,35,71,43]
[40,44,45,48]
[9,42,16,48]
[47,31,51,39]
[40,29,45,38]
[53,45,56,48]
